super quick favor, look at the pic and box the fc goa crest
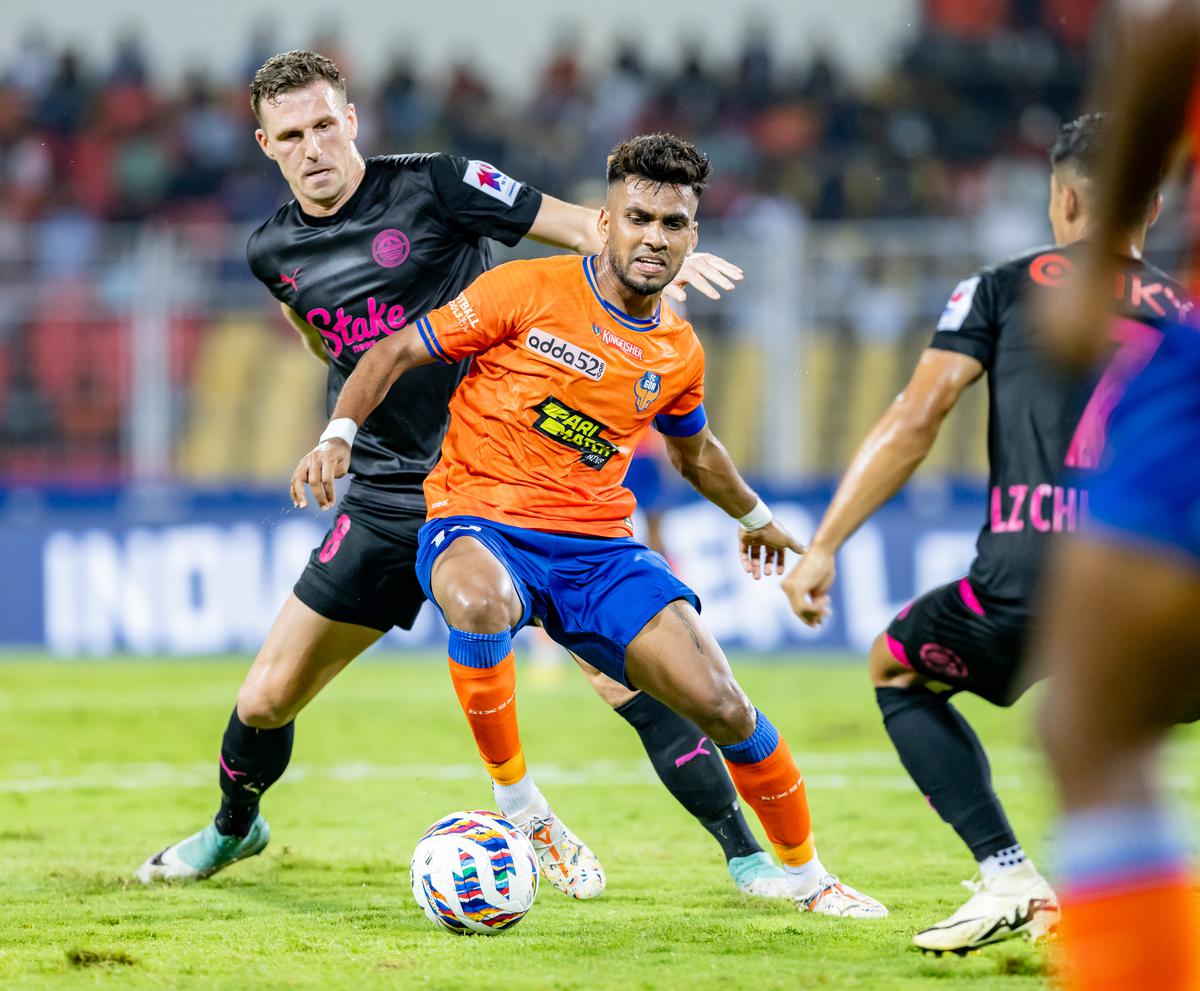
[634,371,661,412]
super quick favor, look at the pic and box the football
[410,811,540,935]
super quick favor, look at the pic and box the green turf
[1,656,1196,990]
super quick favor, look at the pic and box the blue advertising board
[0,484,986,655]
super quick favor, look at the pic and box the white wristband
[737,497,772,531]
[319,418,357,449]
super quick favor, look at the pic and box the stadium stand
[0,2,1100,483]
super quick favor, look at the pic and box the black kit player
[782,113,1193,953]
[136,50,792,898]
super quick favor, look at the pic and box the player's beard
[606,244,680,298]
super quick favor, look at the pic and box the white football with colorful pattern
[410,810,539,935]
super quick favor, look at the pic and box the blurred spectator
[36,50,92,135]
[8,30,55,96]
[0,1,1110,483]
[0,2,1097,227]
[109,30,149,86]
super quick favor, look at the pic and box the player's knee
[438,574,514,634]
[699,686,756,744]
[237,681,298,729]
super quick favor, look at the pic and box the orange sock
[447,629,526,786]
[719,711,815,866]
[1058,875,1200,991]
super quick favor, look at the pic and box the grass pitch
[2,655,1197,990]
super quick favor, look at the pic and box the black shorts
[293,490,427,633]
[884,577,1033,706]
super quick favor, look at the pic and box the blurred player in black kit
[137,50,791,899]
[782,113,1191,953]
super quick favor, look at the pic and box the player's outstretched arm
[782,348,981,626]
[279,303,330,365]
[663,425,803,579]
[290,327,435,510]
[526,195,604,255]
[527,195,742,303]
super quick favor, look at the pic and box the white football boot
[797,874,890,919]
[913,860,1059,954]
[510,800,605,900]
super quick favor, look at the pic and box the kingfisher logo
[592,324,644,361]
[633,371,662,412]
[463,160,522,207]
[306,297,407,358]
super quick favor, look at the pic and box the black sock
[876,686,1017,862]
[615,692,762,862]
[214,708,294,837]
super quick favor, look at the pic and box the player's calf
[872,627,1057,945]
[612,689,789,896]
[443,627,606,900]
[580,640,791,898]
[136,709,284,883]
[432,546,605,900]
[625,603,887,918]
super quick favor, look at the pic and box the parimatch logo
[531,397,619,470]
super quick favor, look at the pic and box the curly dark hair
[250,50,347,121]
[606,133,711,197]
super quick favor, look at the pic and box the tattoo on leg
[670,601,704,655]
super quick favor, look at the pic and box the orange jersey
[415,254,706,536]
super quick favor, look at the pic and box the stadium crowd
[0,2,1093,228]
[0,0,1098,482]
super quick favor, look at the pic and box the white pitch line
[2,743,1198,796]
[0,759,1195,797]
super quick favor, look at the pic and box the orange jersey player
[292,133,888,917]
[134,51,794,906]
[414,252,702,537]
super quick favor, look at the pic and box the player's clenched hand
[665,252,744,304]
[739,519,804,580]
[782,545,836,627]
[290,439,351,511]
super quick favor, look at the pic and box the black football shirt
[929,240,1192,605]
[247,154,543,510]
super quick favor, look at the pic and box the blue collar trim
[583,256,661,333]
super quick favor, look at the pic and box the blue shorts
[1087,322,1200,564]
[415,516,700,686]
